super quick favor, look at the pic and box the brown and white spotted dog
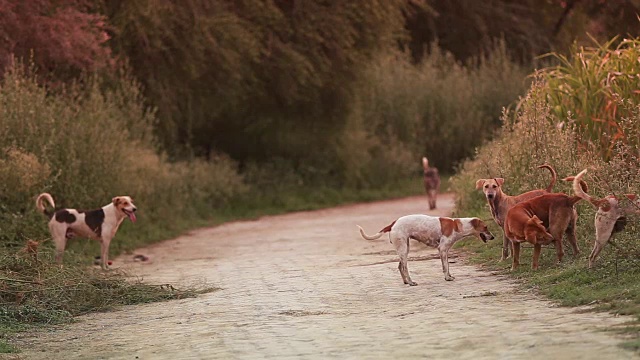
[564,169,640,268]
[35,193,137,270]
[422,157,441,210]
[357,215,494,286]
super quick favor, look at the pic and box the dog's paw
[444,275,455,281]
[408,281,418,286]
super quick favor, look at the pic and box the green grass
[1,175,430,353]
[454,204,640,352]
[0,244,217,353]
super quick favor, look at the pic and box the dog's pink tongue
[128,212,137,223]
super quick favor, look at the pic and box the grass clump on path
[0,246,211,353]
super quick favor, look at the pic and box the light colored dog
[475,164,559,261]
[357,215,494,285]
[564,170,640,268]
[503,171,584,270]
[36,193,137,270]
[422,157,441,210]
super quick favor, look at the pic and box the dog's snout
[132,207,137,212]
[487,194,494,199]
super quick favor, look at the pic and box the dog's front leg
[100,237,112,271]
[393,237,417,286]
[532,244,542,270]
[500,234,510,262]
[510,241,521,271]
[439,244,454,281]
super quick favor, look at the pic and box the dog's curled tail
[357,220,396,241]
[537,164,557,192]
[357,225,384,240]
[569,169,595,206]
[36,193,55,219]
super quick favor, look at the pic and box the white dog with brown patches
[36,193,137,270]
[563,170,640,268]
[357,215,494,286]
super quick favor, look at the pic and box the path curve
[12,194,637,359]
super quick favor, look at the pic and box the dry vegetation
[451,38,640,351]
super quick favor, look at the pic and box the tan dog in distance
[422,157,441,210]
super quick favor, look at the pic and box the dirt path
[11,194,637,359]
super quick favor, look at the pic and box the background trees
[1,0,639,175]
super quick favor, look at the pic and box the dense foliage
[451,37,640,333]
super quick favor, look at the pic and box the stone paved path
[10,195,637,359]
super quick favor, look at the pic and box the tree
[0,0,113,80]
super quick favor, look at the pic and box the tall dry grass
[540,36,640,159]
[451,40,640,330]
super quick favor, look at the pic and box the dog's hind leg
[393,237,416,286]
[428,190,437,210]
[500,233,510,262]
[565,209,580,256]
[50,225,68,264]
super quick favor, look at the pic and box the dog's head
[112,196,137,223]
[475,178,504,200]
[470,218,495,243]
[524,216,553,244]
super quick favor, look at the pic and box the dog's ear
[495,178,505,187]
[112,197,122,206]
[596,198,612,211]
[475,179,486,190]
[625,194,638,202]
[529,215,544,227]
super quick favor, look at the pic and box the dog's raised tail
[569,169,594,206]
[36,193,55,219]
[537,164,557,192]
[357,220,396,241]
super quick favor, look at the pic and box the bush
[451,46,640,327]
[541,37,640,159]
[0,62,246,251]
[347,40,528,180]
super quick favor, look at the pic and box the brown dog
[503,171,584,270]
[475,165,558,261]
[422,157,440,210]
[564,170,640,268]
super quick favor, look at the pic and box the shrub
[540,37,640,159]
[0,62,246,251]
[349,40,529,179]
